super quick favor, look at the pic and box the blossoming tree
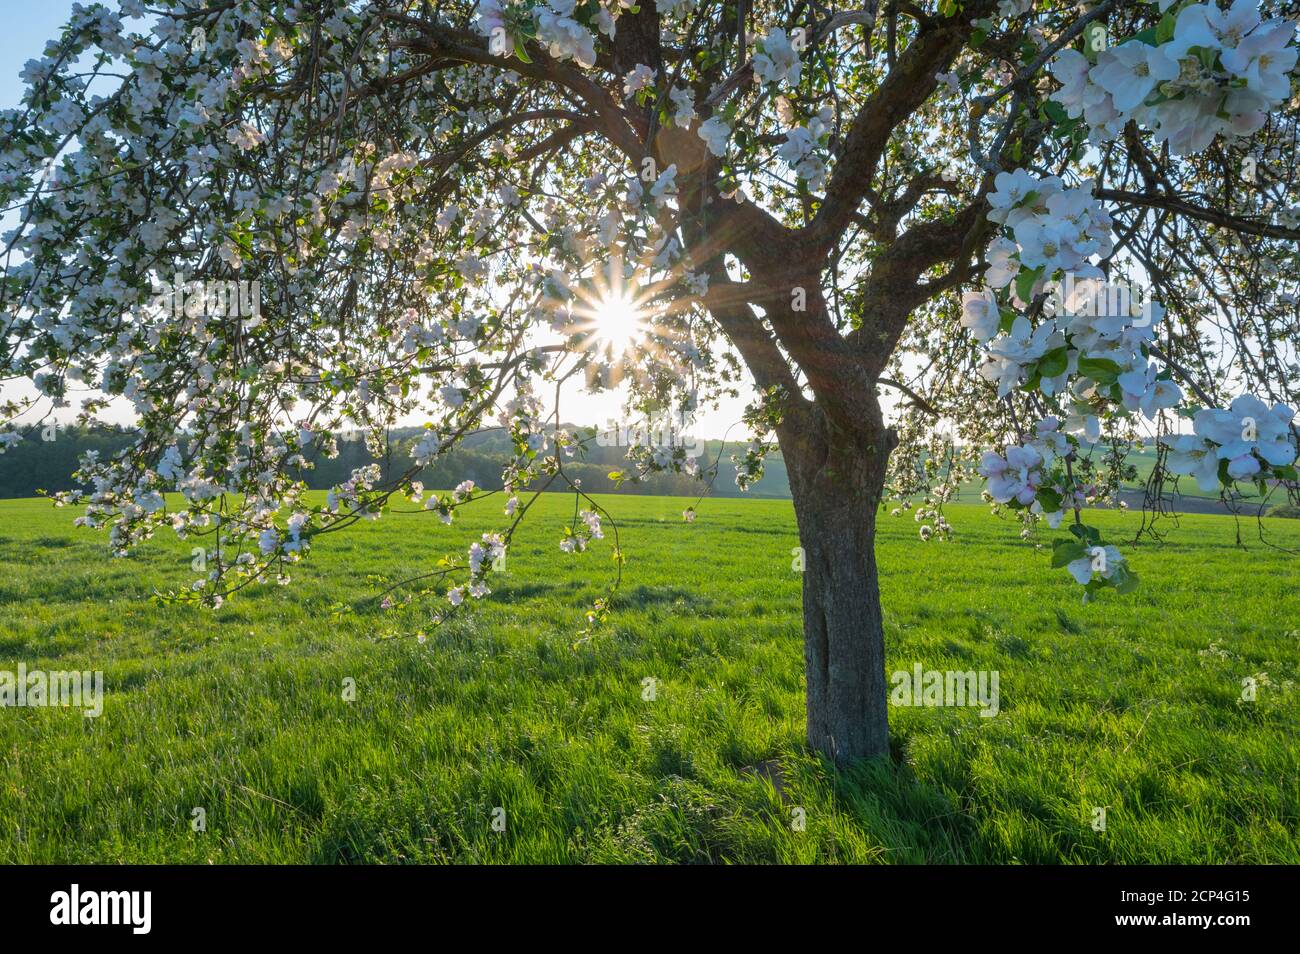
[3,0,1298,765]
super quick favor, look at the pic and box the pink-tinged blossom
[979,444,1044,505]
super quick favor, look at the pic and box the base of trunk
[785,425,894,768]
[798,497,890,766]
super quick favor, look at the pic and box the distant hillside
[0,424,792,500]
[5,427,1281,515]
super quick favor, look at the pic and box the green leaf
[1036,487,1063,513]
[1043,100,1068,125]
[1014,265,1043,304]
[1112,566,1139,595]
[1156,13,1177,45]
[1082,30,1101,64]
[1069,523,1101,546]
[1077,355,1123,384]
[513,37,532,63]
[1131,27,1159,47]
[1052,539,1088,568]
[1037,346,1069,379]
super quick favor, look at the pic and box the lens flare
[590,292,646,352]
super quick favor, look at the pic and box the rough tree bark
[698,235,904,768]
[780,406,896,766]
[691,174,925,769]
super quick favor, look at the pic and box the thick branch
[806,1,992,253]
[1096,188,1300,243]
[379,12,645,159]
[702,279,805,404]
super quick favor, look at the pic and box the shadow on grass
[614,584,714,611]
[0,535,85,564]
[829,752,983,863]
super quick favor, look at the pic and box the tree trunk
[782,415,894,767]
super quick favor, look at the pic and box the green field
[0,494,1296,863]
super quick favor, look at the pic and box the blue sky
[1,2,79,109]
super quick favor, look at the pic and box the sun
[590,292,647,353]
[566,261,657,361]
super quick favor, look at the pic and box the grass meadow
[0,493,1296,864]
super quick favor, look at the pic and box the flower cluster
[731,439,771,491]
[1062,542,1130,590]
[1050,1,1298,154]
[978,445,1044,507]
[560,509,605,553]
[983,170,1114,288]
[971,172,1181,432]
[697,116,731,158]
[451,531,506,605]
[475,0,621,69]
[776,107,833,191]
[1164,396,1297,490]
[752,28,803,87]
[970,164,1186,591]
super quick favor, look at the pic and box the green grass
[0,493,1296,864]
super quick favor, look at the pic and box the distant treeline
[0,424,792,500]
